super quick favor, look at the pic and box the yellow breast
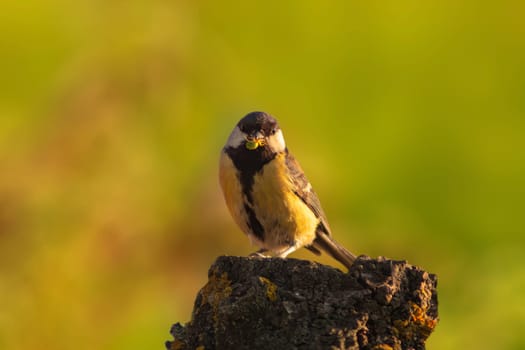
[219,151,318,252]
[251,153,318,250]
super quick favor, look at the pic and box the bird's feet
[275,243,300,258]
[249,248,269,258]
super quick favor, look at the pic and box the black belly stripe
[225,145,276,203]
[244,203,265,240]
[240,172,256,204]
[225,145,278,240]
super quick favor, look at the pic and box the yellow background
[1,1,524,349]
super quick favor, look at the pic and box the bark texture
[166,255,438,350]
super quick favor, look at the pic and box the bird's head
[225,111,286,154]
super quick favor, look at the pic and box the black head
[237,111,280,138]
[224,111,286,153]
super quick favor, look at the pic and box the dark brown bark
[166,255,438,350]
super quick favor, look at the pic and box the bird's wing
[285,151,332,235]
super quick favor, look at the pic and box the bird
[219,111,356,270]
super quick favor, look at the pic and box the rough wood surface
[166,256,438,350]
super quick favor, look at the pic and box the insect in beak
[245,131,265,150]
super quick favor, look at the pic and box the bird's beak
[245,131,265,150]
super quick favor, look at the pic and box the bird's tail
[313,232,356,271]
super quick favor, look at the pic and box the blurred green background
[1,1,524,349]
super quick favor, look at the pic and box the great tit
[219,111,356,270]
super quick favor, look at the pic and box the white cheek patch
[226,126,245,148]
[267,129,286,153]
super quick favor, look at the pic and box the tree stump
[166,255,438,350]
